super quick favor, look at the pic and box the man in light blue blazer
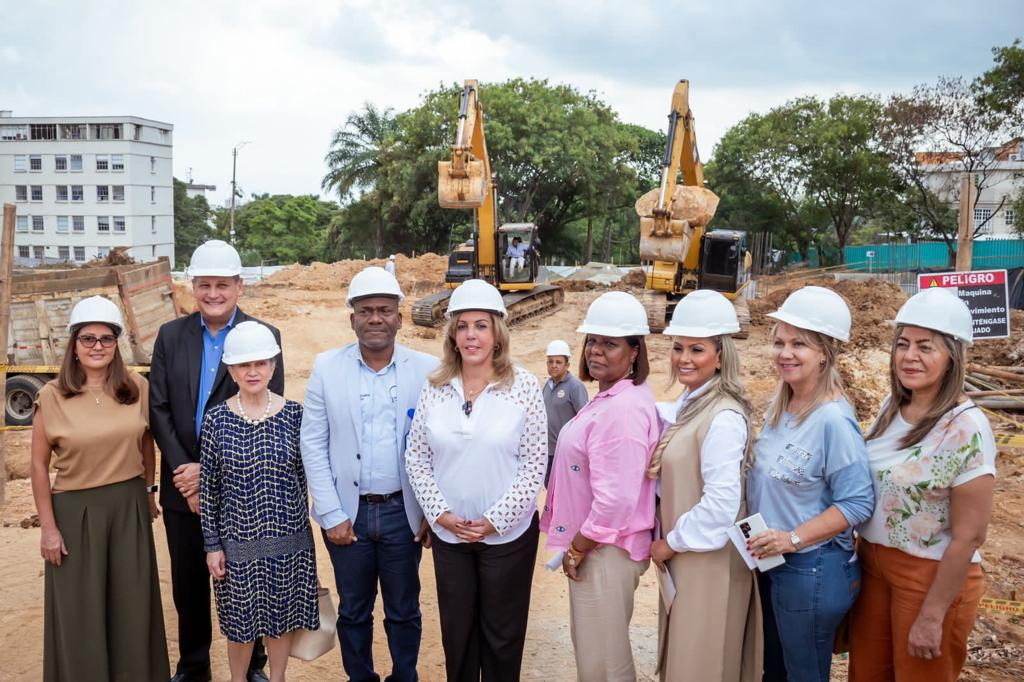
[300,266,438,682]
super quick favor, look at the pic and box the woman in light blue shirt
[746,286,875,682]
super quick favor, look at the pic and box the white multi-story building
[918,138,1023,238]
[0,111,175,267]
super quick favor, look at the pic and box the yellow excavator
[636,79,750,336]
[412,79,564,326]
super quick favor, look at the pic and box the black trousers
[163,508,267,676]
[430,514,539,682]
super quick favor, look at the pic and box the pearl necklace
[237,391,273,425]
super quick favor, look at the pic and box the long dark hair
[57,324,140,404]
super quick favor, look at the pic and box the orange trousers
[848,539,983,682]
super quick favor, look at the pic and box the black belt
[359,491,402,504]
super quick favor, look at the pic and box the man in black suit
[150,240,282,682]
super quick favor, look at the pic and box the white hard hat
[446,279,508,319]
[663,290,740,337]
[546,340,572,358]
[576,291,650,337]
[222,321,281,365]
[892,288,973,345]
[767,286,851,342]
[389,254,396,260]
[187,240,242,278]
[345,266,405,308]
[67,295,123,334]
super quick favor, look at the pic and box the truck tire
[5,375,47,427]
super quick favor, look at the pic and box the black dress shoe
[247,671,270,682]
[170,670,212,682]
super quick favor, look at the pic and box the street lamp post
[229,141,251,246]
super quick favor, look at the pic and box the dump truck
[411,79,564,327]
[4,258,182,425]
[636,80,751,335]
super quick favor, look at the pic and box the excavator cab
[698,229,748,294]
[497,223,539,285]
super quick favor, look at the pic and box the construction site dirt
[2,257,1022,681]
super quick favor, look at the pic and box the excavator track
[732,296,751,339]
[411,285,564,328]
[638,290,669,333]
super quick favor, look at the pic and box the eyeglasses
[462,400,473,417]
[77,334,118,348]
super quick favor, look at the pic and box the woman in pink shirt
[541,291,661,682]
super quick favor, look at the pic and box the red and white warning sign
[917,269,1010,340]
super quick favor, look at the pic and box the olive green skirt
[45,477,170,682]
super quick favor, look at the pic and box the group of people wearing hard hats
[30,237,996,682]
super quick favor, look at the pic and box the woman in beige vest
[647,290,762,681]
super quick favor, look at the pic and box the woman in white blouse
[647,290,762,681]
[405,279,547,682]
[849,288,996,682]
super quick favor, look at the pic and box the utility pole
[956,173,978,272]
[229,141,250,245]
[1,204,16,507]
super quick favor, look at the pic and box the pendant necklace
[86,386,104,405]
[237,391,273,425]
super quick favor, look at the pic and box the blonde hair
[765,323,849,428]
[429,311,516,389]
[866,325,966,449]
[648,335,754,478]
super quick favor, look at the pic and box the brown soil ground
[2,263,1022,681]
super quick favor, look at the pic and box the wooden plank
[1,203,15,504]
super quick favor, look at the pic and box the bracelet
[566,542,588,567]
[146,484,158,493]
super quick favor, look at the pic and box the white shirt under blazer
[405,365,548,545]
[300,343,439,534]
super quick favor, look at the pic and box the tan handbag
[290,585,338,661]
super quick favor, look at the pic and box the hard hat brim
[221,348,281,365]
[346,292,405,309]
[887,319,973,345]
[576,322,650,337]
[766,310,850,343]
[662,323,740,337]
[446,306,508,319]
[188,268,243,278]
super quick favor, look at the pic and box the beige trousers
[568,545,649,682]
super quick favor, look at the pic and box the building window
[15,185,27,201]
[29,124,57,140]
[56,185,68,202]
[33,246,45,260]
[32,216,44,232]
[96,155,109,171]
[92,124,122,140]
[111,154,124,171]
[150,186,156,203]
[112,185,125,202]
[974,207,993,233]
[0,125,28,140]
[57,216,69,233]
[54,155,68,172]
[58,246,70,261]
[97,185,109,202]
[97,216,110,232]
[151,215,157,233]
[61,124,86,140]
[18,245,29,258]
[16,216,28,232]
[30,185,43,201]
[133,124,141,141]
[72,215,84,232]
[29,155,42,171]
[97,246,110,258]
[13,155,26,172]
[1006,209,1017,227]
[70,154,83,171]
[150,156,156,173]
[74,246,85,262]
[71,185,84,202]
[113,216,126,233]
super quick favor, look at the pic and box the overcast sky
[2,0,1020,203]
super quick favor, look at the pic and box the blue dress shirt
[195,308,237,438]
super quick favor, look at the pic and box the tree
[322,103,399,257]
[974,38,1024,124]
[172,178,214,266]
[216,194,340,264]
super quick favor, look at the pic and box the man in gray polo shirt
[541,339,589,485]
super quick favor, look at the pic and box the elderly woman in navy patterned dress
[200,321,318,682]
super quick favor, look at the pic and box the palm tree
[322,103,398,257]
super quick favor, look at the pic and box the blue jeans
[758,542,861,682]
[323,496,422,682]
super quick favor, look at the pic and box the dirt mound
[84,247,136,268]
[554,279,600,292]
[970,309,1024,367]
[261,253,448,293]
[621,268,646,288]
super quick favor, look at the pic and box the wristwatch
[789,530,802,550]
[146,484,159,493]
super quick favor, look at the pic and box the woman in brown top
[30,296,169,682]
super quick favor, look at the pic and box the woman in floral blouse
[849,288,996,682]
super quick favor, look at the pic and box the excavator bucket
[438,159,488,208]
[639,216,695,262]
